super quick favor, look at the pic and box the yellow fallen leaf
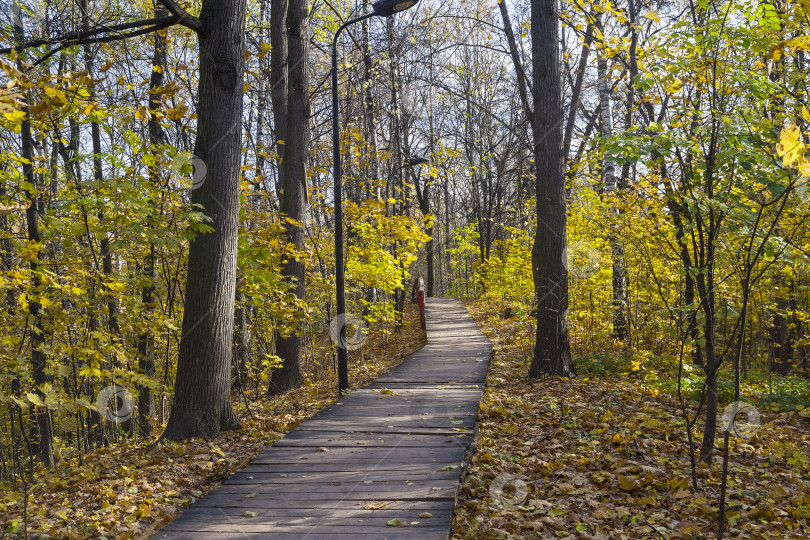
[619,475,641,491]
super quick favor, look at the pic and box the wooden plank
[158,529,450,539]
[235,461,464,473]
[189,488,458,505]
[225,469,462,484]
[162,506,453,525]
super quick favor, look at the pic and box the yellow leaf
[166,103,189,120]
[99,58,115,73]
[777,124,804,167]
[136,105,151,121]
[803,106,810,123]
[644,10,660,22]
[619,475,641,491]
[27,392,44,407]
[3,110,26,123]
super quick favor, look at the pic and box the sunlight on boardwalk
[154,298,491,539]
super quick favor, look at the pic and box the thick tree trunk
[529,0,575,379]
[162,0,246,440]
[268,0,309,396]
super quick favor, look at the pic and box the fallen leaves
[0,304,427,539]
[451,299,810,539]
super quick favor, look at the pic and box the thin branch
[31,22,178,68]
[0,16,180,56]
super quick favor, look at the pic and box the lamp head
[407,156,429,167]
[372,0,419,17]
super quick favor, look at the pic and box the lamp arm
[332,12,376,56]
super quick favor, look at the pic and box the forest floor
[452,299,810,539]
[0,303,426,539]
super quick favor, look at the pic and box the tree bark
[138,4,167,437]
[388,17,407,329]
[529,0,575,379]
[268,0,309,396]
[596,8,627,340]
[362,0,380,199]
[162,0,246,440]
[14,2,54,465]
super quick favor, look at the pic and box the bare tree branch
[0,16,180,57]
[157,0,203,33]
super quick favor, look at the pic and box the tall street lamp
[333,0,420,396]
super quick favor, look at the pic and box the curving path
[155,297,491,539]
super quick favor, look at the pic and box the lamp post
[392,156,428,326]
[333,0,420,396]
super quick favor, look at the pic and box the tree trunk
[596,8,627,340]
[162,0,246,440]
[770,287,793,375]
[268,0,309,396]
[81,0,131,435]
[529,0,575,379]
[138,6,167,437]
[14,4,54,465]
[362,0,380,199]
[388,17,407,329]
[697,219,720,464]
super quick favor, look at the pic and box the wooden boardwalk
[155,298,491,539]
